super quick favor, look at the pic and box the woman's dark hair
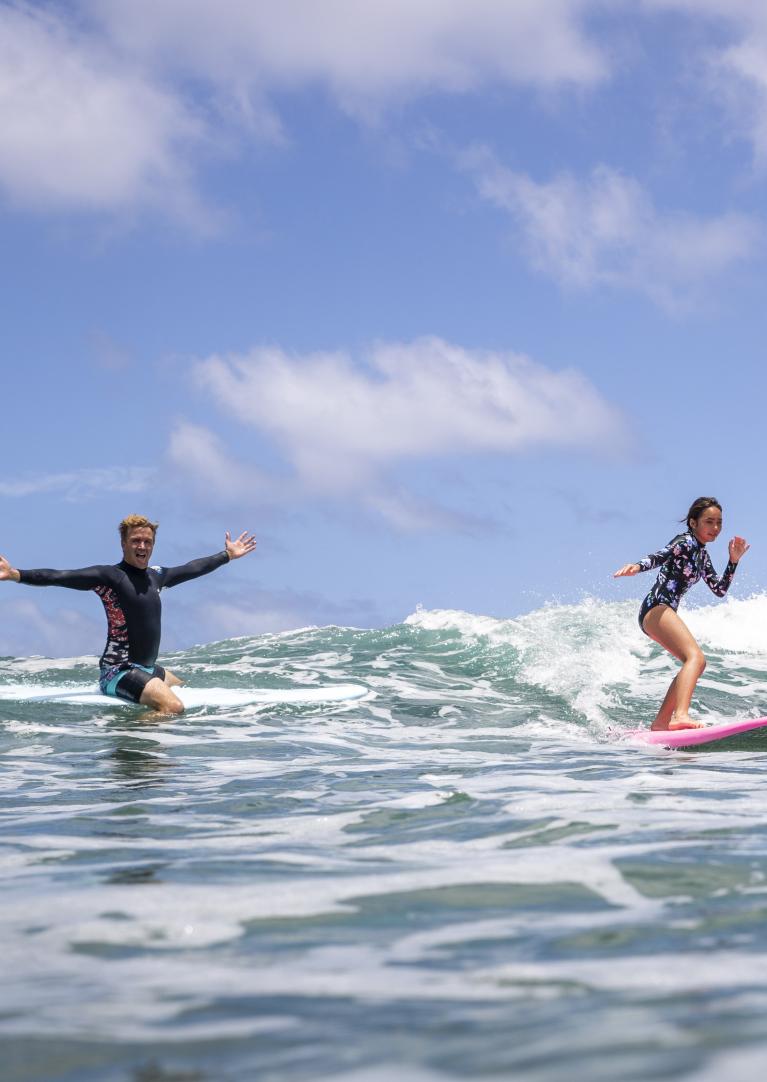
[681,497,721,529]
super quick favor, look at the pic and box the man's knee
[147,693,184,716]
[140,677,184,715]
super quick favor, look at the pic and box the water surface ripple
[3,598,767,1081]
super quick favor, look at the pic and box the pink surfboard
[625,717,767,749]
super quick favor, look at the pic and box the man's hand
[225,532,257,561]
[0,555,20,582]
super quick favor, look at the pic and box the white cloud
[192,336,629,499]
[362,486,503,535]
[0,467,154,500]
[461,148,759,310]
[710,36,767,169]
[0,1,610,219]
[644,1,767,167]
[0,3,205,218]
[0,597,102,658]
[88,0,608,115]
[166,421,275,504]
[642,1,763,24]
[167,419,509,533]
[5,1,766,227]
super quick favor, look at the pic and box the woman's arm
[702,536,749,597]
[614,537,677,578]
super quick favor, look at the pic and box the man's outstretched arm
[0,554,110,590]
[162,531,257,589]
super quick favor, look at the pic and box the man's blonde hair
[118,514,159,542]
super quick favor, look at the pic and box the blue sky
[1,0,766,657]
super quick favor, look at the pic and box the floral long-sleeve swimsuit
[636,531,737,634]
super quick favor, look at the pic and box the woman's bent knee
[686,650,706,675]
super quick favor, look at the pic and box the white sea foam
[406,594,767,725]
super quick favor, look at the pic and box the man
[0,515,256,714]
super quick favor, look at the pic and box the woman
[614,497,749,730]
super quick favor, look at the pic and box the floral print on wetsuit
[636,531,737,632]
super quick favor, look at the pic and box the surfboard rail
[624,716,767,748]
[0,682,369,708]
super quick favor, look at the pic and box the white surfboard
[0,683,368,709]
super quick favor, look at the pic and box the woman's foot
[653,712,706,731]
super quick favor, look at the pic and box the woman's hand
[729,536,750,563]
[613,563,640,577]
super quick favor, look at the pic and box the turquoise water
[3,596,767,1081]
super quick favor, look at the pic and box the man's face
[122,527,155,569]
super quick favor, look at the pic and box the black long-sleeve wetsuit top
[636,531,737,623]
[18,553,229,670]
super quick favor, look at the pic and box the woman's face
[691,506,722,544]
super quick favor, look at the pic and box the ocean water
[3,596,767,1082]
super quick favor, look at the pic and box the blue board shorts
[100,663,167,704]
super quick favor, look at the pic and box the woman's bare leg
[652,674,678,730]
[641,606,706,730]
[163,668,184,688]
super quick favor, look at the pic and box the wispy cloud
[88,330,133,372]
[555,488,631,525]
[177,336,630,530]
[460,146,759,310]
[644,1,767,168]
[89,0,608,111]
[363,485,506,535]
[178,585,383,641]
[166,422,274,504]
[167,419,510,533]
[0,467,154,500]
[0,597,103,658]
